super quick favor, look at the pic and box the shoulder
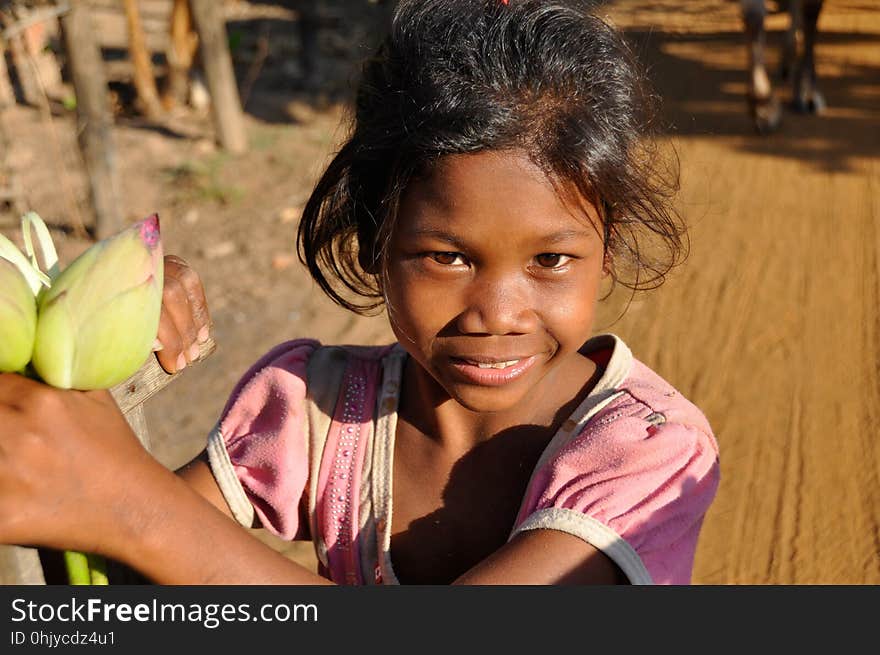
[564,336,719,504]
[220,340,399,419]
[208,339,399,540]
[571,333,717,460]
[614,357,715,444]
[513,335,720,584]
[542,351,720,518]
[213,339,318,427]
[577,356,718,467]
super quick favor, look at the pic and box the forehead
[397,150,600,239]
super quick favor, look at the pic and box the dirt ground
[1,0,878,584]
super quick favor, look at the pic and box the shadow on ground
[227,0,879,172]
[621,24,880,172]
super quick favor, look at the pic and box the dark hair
[298,0,685,314]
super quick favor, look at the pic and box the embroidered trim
[371,345,406,585]
[319,362,376,585]
[511,507,653,585]
[206,424,256,529]
[306,346,350,570]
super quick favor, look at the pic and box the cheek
[545,292,596,329]
[384,264,456,339]
[539,275,602,338]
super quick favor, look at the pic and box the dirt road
[596,0,880,584]
[2,0,878,584]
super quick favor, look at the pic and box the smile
[449,355,538,386]
[472,359,520,369]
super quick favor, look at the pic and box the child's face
[385,149,607,414]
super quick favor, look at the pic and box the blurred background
[0,0,877,584]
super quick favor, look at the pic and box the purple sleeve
[208,339,321,541]
[514,413,720,584]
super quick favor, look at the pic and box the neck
[398,352,599,455]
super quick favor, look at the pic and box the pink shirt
[207,334,720,585]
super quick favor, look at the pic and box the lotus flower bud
[31,214,164,390]
[0,258,37,373]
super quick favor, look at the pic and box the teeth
[475,360,519,369]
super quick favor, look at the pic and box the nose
[455,271,538,335]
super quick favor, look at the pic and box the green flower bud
[31,215,164,390]
[0,258,37,373]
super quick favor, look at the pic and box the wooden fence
[0,0,246,239]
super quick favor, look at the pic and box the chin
[444,383,531,415]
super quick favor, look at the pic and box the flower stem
[63,550,91,585]
[63,550,109,585]
[87,553,109,585]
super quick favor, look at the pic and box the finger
[163,274,204,366]
[164,255,212,343]
[155,301,186,374]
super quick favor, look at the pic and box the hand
[0,374,171,557]
[0,375,329,584]
[155,255,212,374]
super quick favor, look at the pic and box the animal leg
[792,0,826,114]
[781,3,797,81]
[742,0,782,133]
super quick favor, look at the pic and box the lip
[449,354,539,387]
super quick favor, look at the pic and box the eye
[534,253,571,269]
[428,252,467,266]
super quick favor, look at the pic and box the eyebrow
[405,227,596,247]
[403,229,468,249]
[538,228,598,244]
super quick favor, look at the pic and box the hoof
[793,88,827,115]
[748,93,783,134]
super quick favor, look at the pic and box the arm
[0,369,618,585]
[0,373,330,585]
[176,437,622,585]
[171,451,621,584]
[122,454,332,585]
[174,450,236,521]
[143,256,330,582]
[453,530,627,585]
[459,417,721,586]
[129,440,332,584]
[138,467,624,584]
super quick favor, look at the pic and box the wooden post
[0,545,46,585]
[188,0,247,154]
[0,41,16,108]
[123,0,164,119]
[0,109,25,217]
[163,0,198,110]
[60,0,123,239]
[109,336,216,449]
[6,33,40,106]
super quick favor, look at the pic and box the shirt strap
[314,355,380,585]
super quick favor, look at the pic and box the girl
[0,0,719,585]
